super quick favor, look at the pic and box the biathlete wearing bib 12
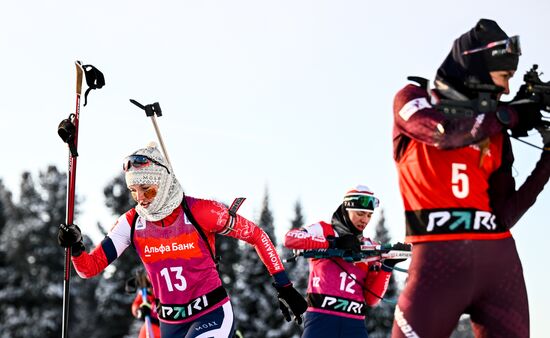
[285,185,404,338]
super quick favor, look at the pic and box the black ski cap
[436,19,519,98]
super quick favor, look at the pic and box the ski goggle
[123,155,170,174]
[130,186,158,200]
[343,194,380,211]
[462,35,521,56]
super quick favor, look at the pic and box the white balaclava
[124,142,183,221]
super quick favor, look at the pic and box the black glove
[382,242,411,269]
[510,100,543,137]
[273,283,308,325]
[327,234,361,252]
[537,126,550,150]
[512,84,532,101]
[383,258,407,268]
[390,242,412,251]
[58,223,85,256]
[135,303,152,321]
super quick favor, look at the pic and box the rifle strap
[329,257,388,302]
[180,196,220,267]
[219,197,246,235]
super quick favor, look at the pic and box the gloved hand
[327,234,361,252]
[58,223,85,256]
[537,126,550,150]
[390,242,412,251]
[273,283,308,325]
[135,303,152,320]
[512,84,532,101]
[509,100,543,137]
[383,257,407,268]
[382,242,411,270]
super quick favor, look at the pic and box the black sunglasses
[123,155,170,174]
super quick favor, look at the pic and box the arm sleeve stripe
[101,237,118,265]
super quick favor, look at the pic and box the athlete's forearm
[490,151,550,228]
[283,229,329,250]
[228,215,285,275]
[394,85,512,149]
[71,244,109,278]
[364,269,391,307]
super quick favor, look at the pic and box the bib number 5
[451,163,469,199]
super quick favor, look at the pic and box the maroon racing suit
[391,83,550,338]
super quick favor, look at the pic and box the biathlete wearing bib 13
[65,142,307,338]
[73,196,288,336]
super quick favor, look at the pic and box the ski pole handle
[129,99,173,170]
[76,61,83,96]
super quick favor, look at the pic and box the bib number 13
[160,266,187,292]
[451,163,469,199]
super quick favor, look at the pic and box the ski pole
[140,287,155,338]
[129,99,172,168]
[135,270,154,338]
[58,60,104,338]
[58,61,83,338]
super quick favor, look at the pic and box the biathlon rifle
[522,64,550,112]
[285,242,412,264]
[423,64,550,137]
[431,78,502,118]
[507,64,550,137]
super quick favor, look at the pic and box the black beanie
[436,19,519,98]
[476,19,519,72]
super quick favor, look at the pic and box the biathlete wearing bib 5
[391,19,550,338]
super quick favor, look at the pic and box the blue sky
[2,0,549,335]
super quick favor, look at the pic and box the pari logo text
[427,210,496,232]
[321,296,364,315]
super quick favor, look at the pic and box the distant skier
[284,185,405,338]
[58,142,307,338]
[132,287,161,338]
[127,271,161,338]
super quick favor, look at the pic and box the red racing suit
[285,222,391,320]
[391,83,550,338]
[71,196,287,329]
